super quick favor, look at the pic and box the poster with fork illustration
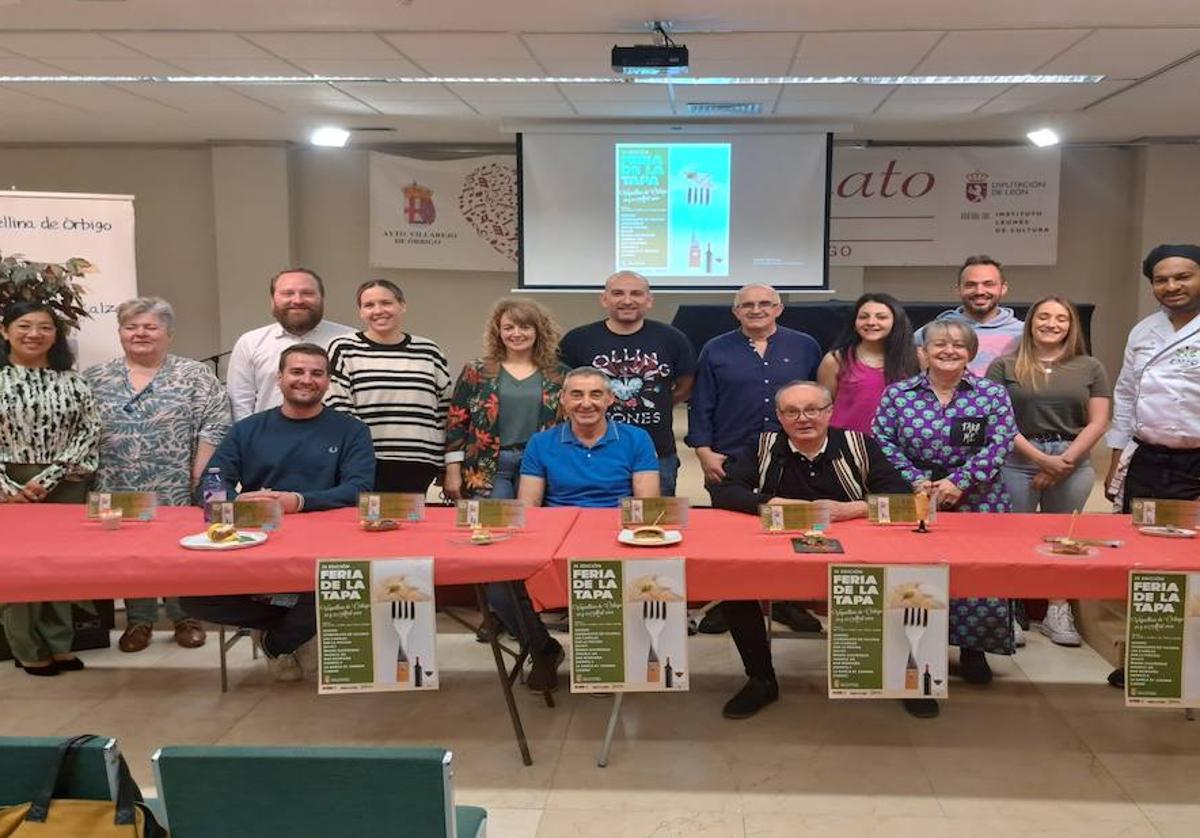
[568,558,689,693]
[315,558,439,694]
[828,564,949,699]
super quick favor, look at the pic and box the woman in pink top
[818,293,919,434]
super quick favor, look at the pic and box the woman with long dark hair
[0,301,100,675]
[818,293,920,434]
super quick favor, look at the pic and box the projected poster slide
[615,143,731,277]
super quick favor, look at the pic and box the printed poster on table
[316,558,438,694]
[828,564,949,699]
[369,152,517,271]
[0,191,138,369]
[1126,571,1200,708]
[569,558,688,693]
[829,146,1060,266]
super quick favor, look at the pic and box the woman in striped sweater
[326,280,451,494]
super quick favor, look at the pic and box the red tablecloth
[525,508,1200,609]
[0,506,579,603]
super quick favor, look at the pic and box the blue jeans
[1001,440,1095,514]
[125,597,187,627]
[658,452,680,498]
[482,449,554,654]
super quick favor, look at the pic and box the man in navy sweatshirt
[182,343,375,681]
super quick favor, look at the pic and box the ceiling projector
[611,43,689,76]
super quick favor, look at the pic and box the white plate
[618,528,683,547]
[179,531,268,551]
[1139,526,1197,538]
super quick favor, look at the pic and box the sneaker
[697,606,729,634]
[1038,600,1082,647]
[721,676,779,719]
[265,651,303,682]
[526,638,564,693]
[959,649,993,685]
[1012,622,1026,648]
[294,635,320,679]
[770,601,822,633]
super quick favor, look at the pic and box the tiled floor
[4,619,1197,837]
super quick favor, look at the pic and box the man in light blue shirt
[519,366,661,507]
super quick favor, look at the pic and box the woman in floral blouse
[443,298,567,500]
[872,319,1018,684]
[443,298,568,692]
[0,301,100,676]
[85,297,232,654]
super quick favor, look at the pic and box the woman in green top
[444,298,567,500]
[986,296,1111,646]
[443,298,569,692]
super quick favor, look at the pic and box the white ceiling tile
[1,83,181,114]
[383,33,532,61]
[571,102,675,117]
[792,32,945,76]
[688,58,797,76]
[875,96,995,115]
[671,84,782,104]
[779,84,894,104]
[1039,28,1200,79]
[775,99,882,116]
[887,84,1012,100]
[560,83,667,102]
[522,34,623,75]
[468,100,575,116]
[167,58,304,76]
[914,29,1090,75]
[683,32,801,60]
[335,82,460,102]
[244,33,402,60]
[108,32,277,60]
[2,33,144,59]
[274,58,425,77]
[446,83,567,103]
[227,84,378,114]
[111,83,286,116]
[353,100,477,116]
[35,57,182,75]
[0,57,69,75]
[408,58,545,77]
[976,80,1126,113]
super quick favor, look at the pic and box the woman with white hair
[84,296,232,653]
[872,319,1018,686]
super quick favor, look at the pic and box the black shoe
[697,607,728,635]
[51,657,85,672]
[902,698,940,718]
[526,639,564,693]
[721,676,779,719]
[959,649,993,685]
[770,601,822,633]
[1107,667,1125,689]
[15,661,59,677]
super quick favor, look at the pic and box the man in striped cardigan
[709,381,910,719]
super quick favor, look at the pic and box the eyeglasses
[735,300,779,312]
[779,404,832,420]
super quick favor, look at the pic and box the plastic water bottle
[200,466,226,523]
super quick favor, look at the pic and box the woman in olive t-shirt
[986,296,1111,646]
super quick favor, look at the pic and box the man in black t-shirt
[560,271,697,495]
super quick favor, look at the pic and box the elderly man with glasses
[708,380,911,720]
[687,284,825,636]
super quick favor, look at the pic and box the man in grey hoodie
[915,255,1024,376]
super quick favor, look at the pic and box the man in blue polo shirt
[519,366,661,507]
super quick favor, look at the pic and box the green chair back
[154,745,471,837]
[0,736,118,807]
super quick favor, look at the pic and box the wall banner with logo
[829,147,1060,266]
[0,191,137,369]
[369,152,518,271]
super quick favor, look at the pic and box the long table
[525,509,1200,609]
[0,504,579,767]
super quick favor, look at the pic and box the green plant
[0,251,92,331]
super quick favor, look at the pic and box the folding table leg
[474,583,534,766]
[596,692,624,768]
[502,581,555,708]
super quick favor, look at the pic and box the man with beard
[227,267,353,420]
[560,271,696,496]
[915,255,1024,376]
[1103,244,1200,688]
[182,344,375,682]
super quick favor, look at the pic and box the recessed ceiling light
[310,126,350,148]
[1026,128,1060,147]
